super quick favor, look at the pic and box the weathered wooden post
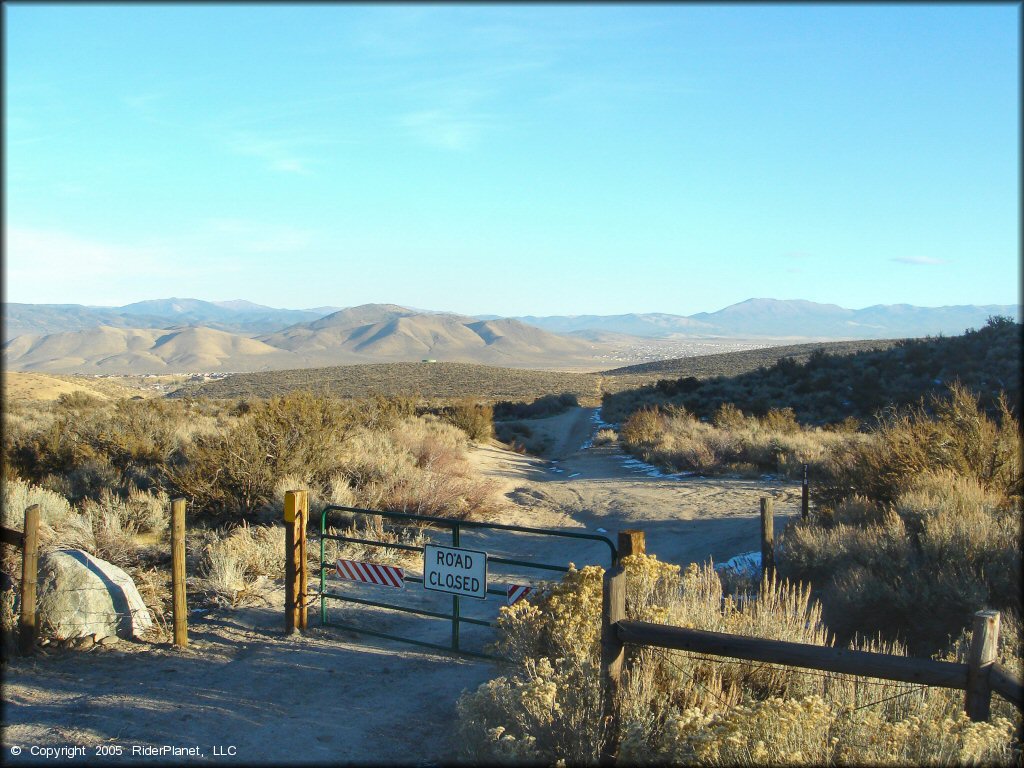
[284,490,308,635]
[171,498,188,648]
[599,531,637,764]
[18,505,40,656]
[801,464,809,521]
[760,497,775,581]
[966,610,1000,721]
[618,529,646,559]
[298,491,309,631]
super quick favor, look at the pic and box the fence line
[599,527,1024,763]
[2,501,189,656]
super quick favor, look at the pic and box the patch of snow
[714,551,761,579]
[616,454,695,480]
[580,408,618,451]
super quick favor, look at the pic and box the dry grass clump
[619,405,860,478]
[321,514,429,570]
[198,522,285,607]
[593,428,618,446]
[2,478,94,553]
[455,554,1019,765]
[817,383,1021,508]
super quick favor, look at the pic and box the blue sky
[5,4,1019,315]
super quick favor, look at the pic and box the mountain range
[2,298,1018,375]
[503,299,1020,340]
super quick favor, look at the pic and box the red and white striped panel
[507,584,532,606]
[335,558,405,589]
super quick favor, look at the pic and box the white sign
[423,544,487,600]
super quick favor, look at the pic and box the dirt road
[2,407,800,764]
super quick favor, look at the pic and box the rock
[98,635,120,647]
[72,636,94,650]
[37,550,154,641]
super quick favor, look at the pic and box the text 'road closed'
[423,544,488,600]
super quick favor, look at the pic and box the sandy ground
[2,408,800,765]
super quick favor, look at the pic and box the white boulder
[37,549,153,641]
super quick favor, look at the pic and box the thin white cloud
[890,256,950,265]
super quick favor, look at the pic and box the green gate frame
[318,505,617,659]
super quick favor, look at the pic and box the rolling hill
[2,307,616,374]
[2,326,299,373]
[256,309,610,367]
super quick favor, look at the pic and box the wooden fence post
[284,490,307,635]
[760,497,775,581]
[298,492,308,631]
[966,610,1000,721]
[18,505,40,656]
[801,464,809,521]
[600,547,627,765]
[171,498,187,648]
[618,529,645,559]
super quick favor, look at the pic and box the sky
[4,3,1020,316]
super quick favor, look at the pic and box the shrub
[781,468,1021,654]
[618,406,860,478]
[620,408,666,447]
[81,491,141,569]
[167,392,355,516]
[198,522,286,607]
[815,383,1020,509]
[493,393,579,420]
[439,398,494,442]
[1,478,93,554]
[457,554,1018,765]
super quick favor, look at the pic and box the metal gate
[317,505,617,659]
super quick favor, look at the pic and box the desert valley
[5,4,1019,765]
[3,295,1022,765]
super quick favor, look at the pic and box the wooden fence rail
[600,526,1023,762]
[614,620,972,690]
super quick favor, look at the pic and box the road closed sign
[423,544,487,600]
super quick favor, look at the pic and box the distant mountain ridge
[3,298,1018,375]
[3,298,342,340]
[505,299,1020,339]
[6,297,1018,343]
[3,305,610,374]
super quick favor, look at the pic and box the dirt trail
[471,407,801,567]
[2,407,800,764]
